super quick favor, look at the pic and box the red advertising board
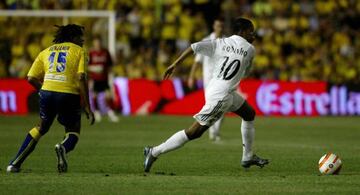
[0,79,35,115]
[156,79,329,116]
[1,78,359,116]
[240,80,328,116]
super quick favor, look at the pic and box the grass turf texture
[0,115,359,194]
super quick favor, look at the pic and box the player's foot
[144,146,157,172]
[94,110,102,122]
[6,164,20,173]
[107,110,119,122]
[55,144,68,173]
[241,154,269,168]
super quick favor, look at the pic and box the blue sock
[10,127,42,167]
[10,134,38,167]
[61,133,79,153]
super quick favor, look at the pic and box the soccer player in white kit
[188,18,225,142]
[144,18,269,172]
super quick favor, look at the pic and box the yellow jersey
[28,42,87,95]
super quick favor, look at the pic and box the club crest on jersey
[56,63,66,72]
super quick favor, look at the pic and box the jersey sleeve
[77,49,87,74]
[191,39,217,57]
[27,53,45,79]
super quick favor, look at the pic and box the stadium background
[0,0,359,117]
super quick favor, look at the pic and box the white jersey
[194,32,224,88]
[191,35,255,99]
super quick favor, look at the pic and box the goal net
[0,10,116,77]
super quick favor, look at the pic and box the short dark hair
[232,17,253,34]
[53,24,84,44]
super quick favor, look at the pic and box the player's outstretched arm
[163,47,194,80]
[78,73,95,125]
[27,76,42,91]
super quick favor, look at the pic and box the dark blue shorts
[39,90,81,130]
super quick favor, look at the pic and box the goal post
[0,10,117,61]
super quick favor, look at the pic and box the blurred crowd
[0,0,359,84]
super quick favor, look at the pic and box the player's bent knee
[39,120,53,135]
[237,103,256,121]
[64,122,81,134]
[243,108,256,121]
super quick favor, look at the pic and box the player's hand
[85,107,95,125]
[163,64,177,80]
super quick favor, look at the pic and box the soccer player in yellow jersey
[7,24,95,173]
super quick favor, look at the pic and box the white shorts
[193,91,245,126]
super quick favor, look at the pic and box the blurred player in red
[88,36,118,122]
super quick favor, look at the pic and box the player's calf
[7,127,42,172]
[185,122,209,140]
[61,132,79,153]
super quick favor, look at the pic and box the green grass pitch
[0,115,359,194]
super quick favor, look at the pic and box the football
[318,153,342,175]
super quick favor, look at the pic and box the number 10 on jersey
[218,56,241,80]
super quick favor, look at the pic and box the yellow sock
[29,127,41,141]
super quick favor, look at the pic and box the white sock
[152,130,189,157]
[241,120,255,161]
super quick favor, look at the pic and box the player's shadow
[142,172,177,176]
